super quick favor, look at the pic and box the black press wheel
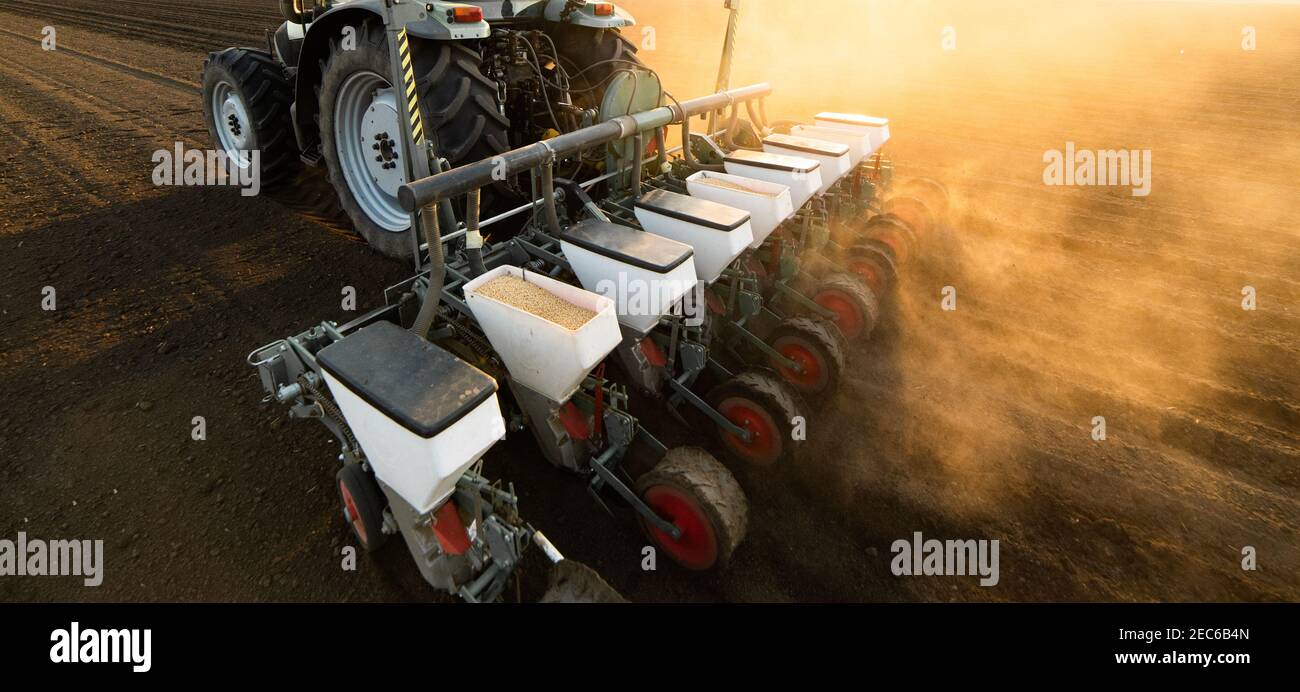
[705,370,807,468]
[768,316,847,403]
[635,447,748,571]
[336,463,389,552]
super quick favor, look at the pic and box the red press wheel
[705,370,807,467]
[636,447,748,571]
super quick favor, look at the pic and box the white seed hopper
[762,133,852,194]
[633,188,754,284]
[559,219,699,336]
[814,112,891,155]
[789,124,872,168]
[464,265,622,404]
[684,170,794,249]
[722,149,822,209]
[316,321,506,513]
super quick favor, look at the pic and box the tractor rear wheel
[551,25,644,114]
[200,47,299,191]
[635,447,748,571]
[550,25,645,177]
[318,20,509,259]
[706,370,807,468]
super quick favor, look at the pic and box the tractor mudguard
[467,1,634,27]
[541,0,635,28]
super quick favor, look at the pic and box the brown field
[0,0,1296,602]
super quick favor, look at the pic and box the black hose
[680,118,724,172]
[654,126,667,172]
[541,158,563,236]
[630,131,643,197]
[410,203,445,340]
[466,188,487,278]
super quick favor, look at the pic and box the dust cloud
[621,0,1300,599]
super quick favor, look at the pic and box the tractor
[220,0,950,602]
[202,0,644,259]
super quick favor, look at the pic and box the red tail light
[592,3,615,16]
[451,6,484,23]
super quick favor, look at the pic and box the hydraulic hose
[681,118,724,172]
[410,202,445,340]
[465,188,487,278]
[654,126,668,172]
[722,103,745,149]
[630,131,644,197]
[541,158,563,236]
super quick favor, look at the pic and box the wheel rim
[884,197,933,239]
[816,289,866,340]
[717,398,781,466]
[901,178,950,218]
[641,485,719,570]
[775,342,826,393]
[338,479,370,547]
[865,223,911,265]
[849,259,885,295]
[335,70,410,232]
[212,81,253,168]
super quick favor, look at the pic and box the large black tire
[336,463,389,553]
[813,273,881,342]
[317,20,509,259]
[768,316,847,403]
[271,167,354,240]
[539,560,627,603]
[635,447,748,572]
[706,370,808,468]
[551,25,643,113]
[200,47,299,191]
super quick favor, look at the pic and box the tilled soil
[0,0,1296,603]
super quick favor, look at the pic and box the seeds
[698,176,779,197]
[475,275,596,330]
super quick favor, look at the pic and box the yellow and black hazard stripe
[397,29,424,145]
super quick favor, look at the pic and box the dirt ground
[0,0,1296,603]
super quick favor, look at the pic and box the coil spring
[299,373,360,454]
